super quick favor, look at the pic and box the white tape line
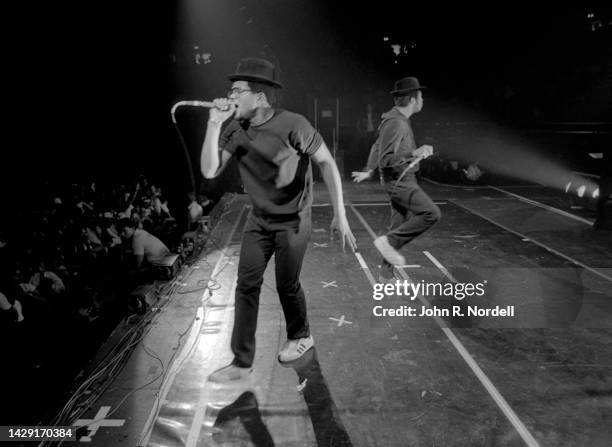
[422,251,457,282]
[314,202,448,207]
[572,171,599,179]
[138,307,205,446]
[452,200,612,283]
[355,252,369,269]
[350,205,377,239]
[439,327,541,447]
[352,202,448,206]
[422,177,535,189]
[139,205,246,447]
[488,185,594,225]
[185,280,239,447]
[350,205,541,447]
[355,252,377,286]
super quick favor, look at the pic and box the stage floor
[72,180,612,447]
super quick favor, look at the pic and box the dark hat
[228,57,283,89]
[390,77,426,96]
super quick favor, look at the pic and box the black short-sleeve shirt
[220,110,322,216]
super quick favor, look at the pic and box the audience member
[0,290,24,323]
[187,193,204,230]
[116,218,170,269]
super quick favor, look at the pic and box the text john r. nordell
[372,305,515,317]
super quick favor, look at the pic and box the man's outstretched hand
[330,214,357,252]
[351,170,372,183]
[412,144,434,159]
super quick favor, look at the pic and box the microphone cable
[170,104,197,196]
[170,100,234,205]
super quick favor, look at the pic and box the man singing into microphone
[201,58,356,382]
[352,77,440,281]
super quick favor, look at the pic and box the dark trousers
[381,176,441,273]
[231,209,311,367]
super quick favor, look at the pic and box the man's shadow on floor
[212,347,353,446]
[212,390,274,446]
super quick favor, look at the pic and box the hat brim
[228,74,283,89]
[390,86,426,96]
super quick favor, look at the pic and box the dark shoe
[208,363,252,383]
[378,272,400,285]
[378,261,401,284]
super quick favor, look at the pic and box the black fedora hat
[228,57,283,89]
[390,77,426,96]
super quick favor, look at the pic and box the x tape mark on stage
[329,315,353,327]
[75,406,125,442]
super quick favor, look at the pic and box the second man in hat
[352,76,441,281]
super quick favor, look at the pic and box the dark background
[4,2,611,202]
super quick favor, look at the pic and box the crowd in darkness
[0,174,213,424]
[1,176,176,323]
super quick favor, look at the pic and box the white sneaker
[278,335,314,363]
[374,236,405,266]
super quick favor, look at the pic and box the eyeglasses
[227,87,252,97]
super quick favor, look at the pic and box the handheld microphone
[174,100,216,109]
[170,100,234,123]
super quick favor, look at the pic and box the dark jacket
[365,108,419,176]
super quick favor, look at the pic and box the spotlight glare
[564,181,572,193]
[593,188,600,199]
[577,185,586,198]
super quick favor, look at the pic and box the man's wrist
[207,119,223,126]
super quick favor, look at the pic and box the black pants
[231,209,311,367]
[381,176,441,275]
